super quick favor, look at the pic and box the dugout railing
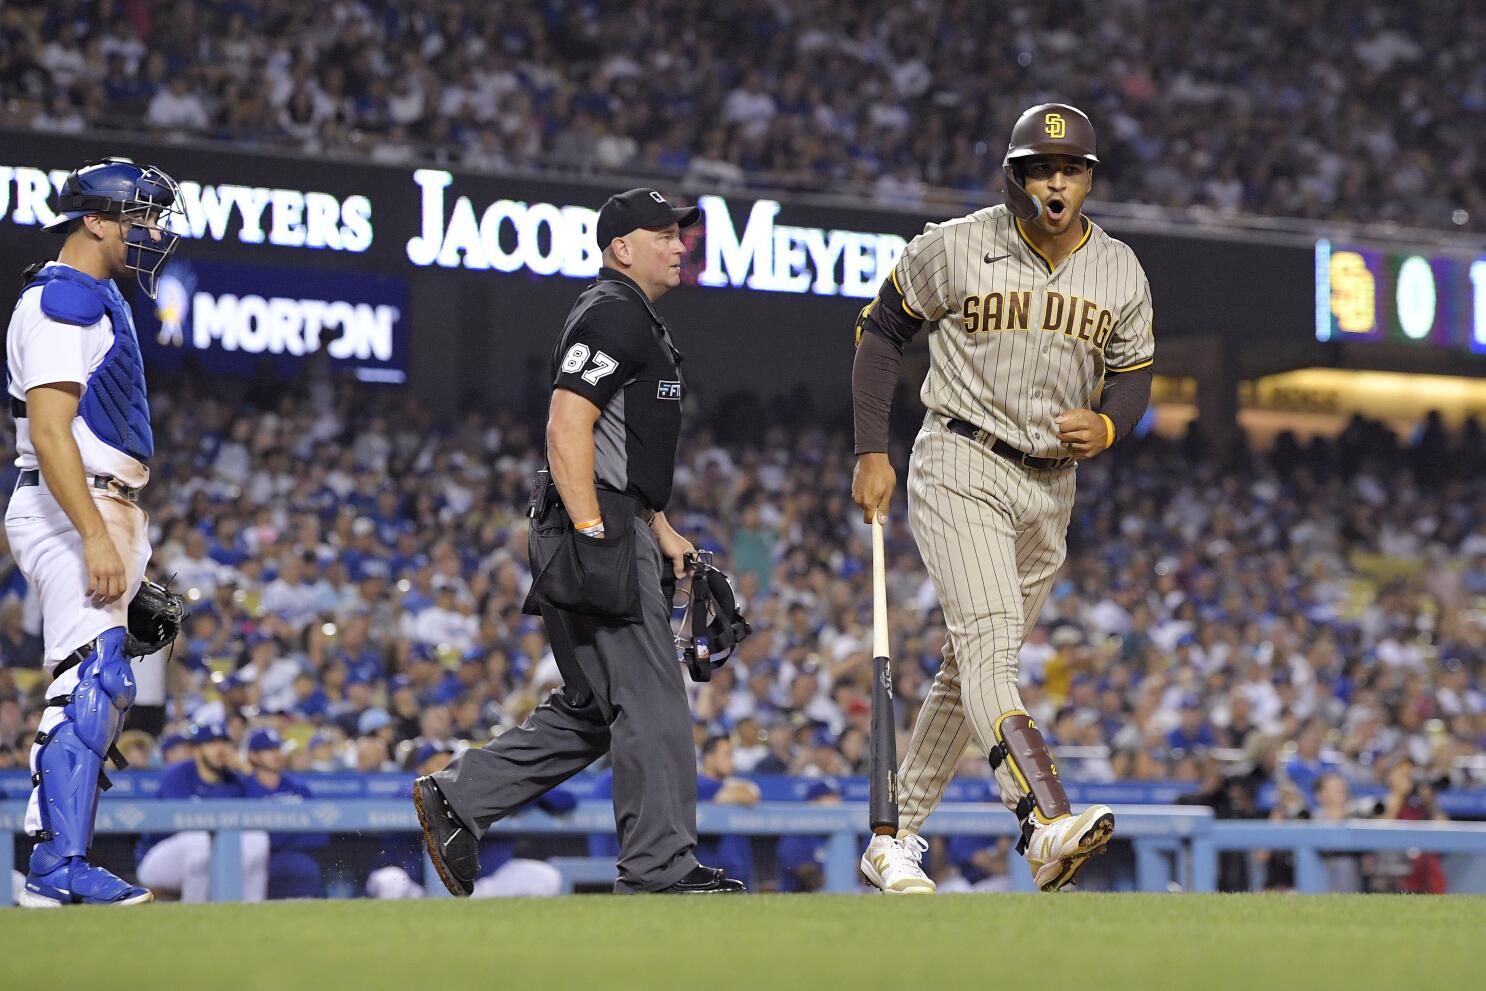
[5,798,1485,903]
[0,800,1201,902]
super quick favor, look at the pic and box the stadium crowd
[3,0,1483,231]
[0,373,1479,802]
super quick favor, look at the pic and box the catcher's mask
[673,551,752,683]
[44,158,187,299]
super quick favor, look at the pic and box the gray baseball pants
[432,521,698,892]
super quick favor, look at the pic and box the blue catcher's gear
[22,627,153,906]
[42,159,185,299]
[22,264,154,462]
[23,849,152,907]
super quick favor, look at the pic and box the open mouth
[1046,198,1067,221]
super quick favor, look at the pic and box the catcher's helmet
[1002,103,1099,223]
[44,158,186,299]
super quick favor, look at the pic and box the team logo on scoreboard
[1044,112,1066,138]
[154,262,195,347]
[1329,251,1376,334]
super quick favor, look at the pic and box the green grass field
[4,894,1483,990]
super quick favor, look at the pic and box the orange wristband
[573,516,603,530]
[1099,414,1116,448]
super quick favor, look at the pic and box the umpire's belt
[943,418,1075,471]
[16,468,142,503]
[600,487,656,525]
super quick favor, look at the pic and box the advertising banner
[134,259,409,382]
[1,130,1359,405]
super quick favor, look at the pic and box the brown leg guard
[989,710,1071,854]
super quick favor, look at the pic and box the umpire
[414,188,744,895]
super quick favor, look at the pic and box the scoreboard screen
[1316,239,1486,354]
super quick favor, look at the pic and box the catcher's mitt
[125,578,188,657]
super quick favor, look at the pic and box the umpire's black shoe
[413,776,478,897]
[659,865,747,894]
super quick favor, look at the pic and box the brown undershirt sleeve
[1096,365,1153,442]
[852,330,903,455]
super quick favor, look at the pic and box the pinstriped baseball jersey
[879,202,1154,848]
[893,204,1154,459]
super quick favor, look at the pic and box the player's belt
[16,468,142,503]
[943,418,1076,471]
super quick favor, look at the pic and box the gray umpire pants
[432,520,699,892]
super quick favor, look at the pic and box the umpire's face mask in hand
[672,552,752,683]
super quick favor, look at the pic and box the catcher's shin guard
[31,628,135,857]
[988,710,1071,854]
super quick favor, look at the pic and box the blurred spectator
[937,835,1015,894]
[0,599,43,668]
[244,727,327,899]
[935,747,1014,892]
[731,717,768,772]
[0,738,22,771]
[1375,759,1449,894]
[0,374,1481,825]
[694,735,760,887]
[145,75,211,133]
[135,723,270,902]
[32,93,87,134]
[1312,772,1364,894]
[115,729,157,770]
[159,732,193,767]
[1283,719,1340,802]
[1177,753,1266,892]
[3,1,1483,230]
[775,777,842,893]
[469,780,576,899]
[1166,696,1217,754]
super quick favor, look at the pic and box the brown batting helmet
[1002,103,1099,222]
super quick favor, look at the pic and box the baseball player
[850,104,1154,893]
[134,722,271,902]
[244,727,327,899]
[7,159,188,907]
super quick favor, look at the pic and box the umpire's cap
[596,188,701,251]
[1002,103,1099,223]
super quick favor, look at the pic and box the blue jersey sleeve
[156,761,201,799]
[282,775,315,799]
[536,786,576,815]
[219,770,250,798]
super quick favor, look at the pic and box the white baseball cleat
[1025,805,1116,892]
[860,833,936,894]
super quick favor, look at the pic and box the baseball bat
[868,516,899,835]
